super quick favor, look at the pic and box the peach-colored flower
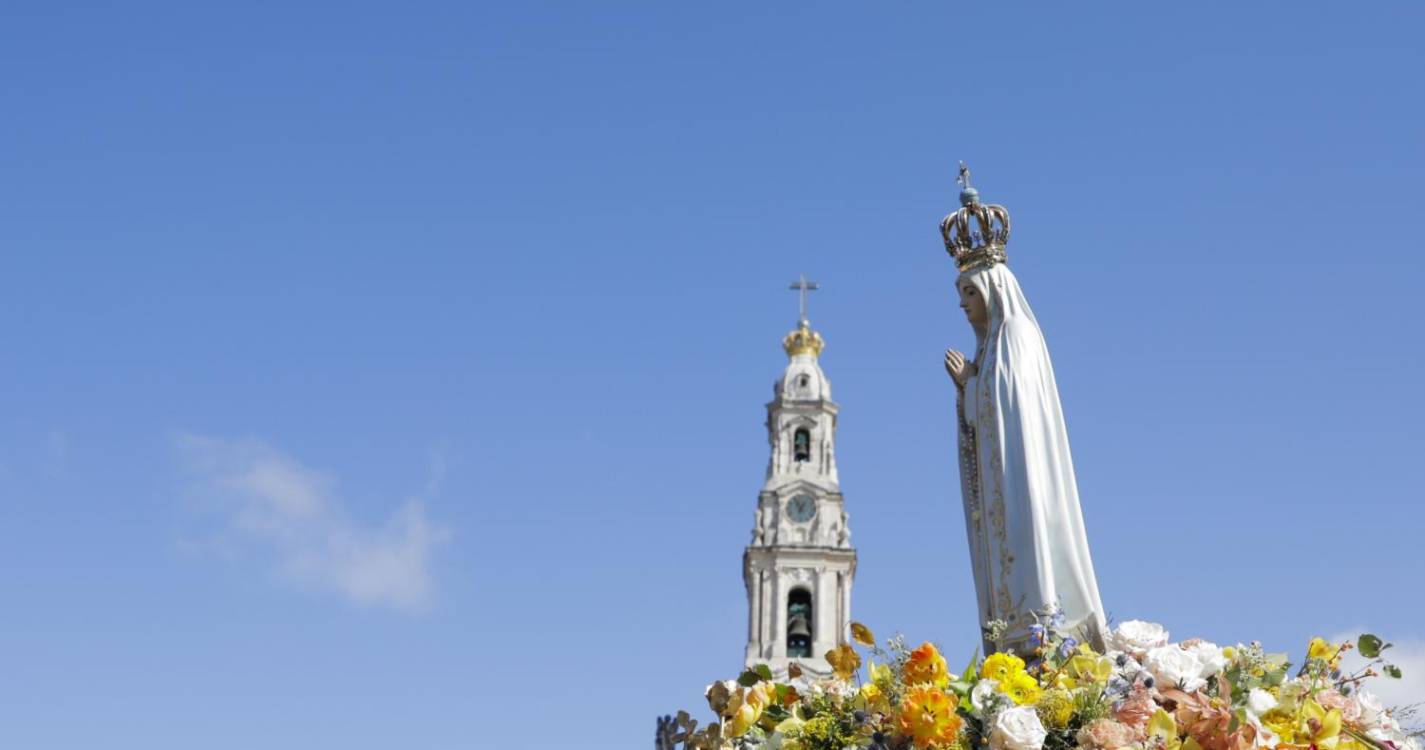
[1114,687,1159,728]
[1316,691,1363,724]
[1077,719,1140,750]
[1161,689,1233,750]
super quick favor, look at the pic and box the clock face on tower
[786,494,817,524]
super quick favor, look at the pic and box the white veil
[958,263,1106,651]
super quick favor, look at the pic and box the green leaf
[738,669,763,687]
[1359,634,1384,659]
[755,664,774,681]
[1384,664,1403,679]
[962,653,979,684]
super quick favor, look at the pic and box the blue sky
[2,1,1423,747]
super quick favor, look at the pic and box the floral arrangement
[663,614,1417,750]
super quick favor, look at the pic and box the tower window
[798,374,810,388]
[787,588,813,658]
[793,428,810,462]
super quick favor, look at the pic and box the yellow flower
[1307,638,1344,666]
[905,642,952,687]
[798,716,850,749]
[1036,689,1075,729]
[723,682,774,737]
[859,681,891,713]
[1001,671,1042,705]
[981,653,1027,683]
[1064,654,1113,687]
[1260,710,1298,746]
[851,621,876,646]
[897,686,964,750]
[826,643,862,681]
[1147,709,1182,750]
[1298,700,1342,750]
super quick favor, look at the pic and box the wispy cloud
[177,434,451,613]
[1331,629,1425,712]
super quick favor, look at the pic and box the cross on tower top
[789,275,819,325]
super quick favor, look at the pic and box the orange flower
[904,642,951,687]
[897,686,964,749]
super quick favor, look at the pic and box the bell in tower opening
[786,589,813,658]
[793,428,810,462]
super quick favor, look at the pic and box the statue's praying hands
[944,348,976,388]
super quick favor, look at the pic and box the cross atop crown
[941,161,1011,272]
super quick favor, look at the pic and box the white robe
[956,264,1106,655]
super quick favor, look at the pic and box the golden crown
[940,162,1011,272]
[783,320,824,358]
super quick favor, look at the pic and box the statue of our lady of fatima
[940,164,1108,657]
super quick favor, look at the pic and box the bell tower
[743,278,857,677]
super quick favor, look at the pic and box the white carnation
[990,706,1048,750]
[1108,620,1170,656]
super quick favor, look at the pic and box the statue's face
[958,278,989,331]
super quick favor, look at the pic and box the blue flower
[1058,638,1079,657]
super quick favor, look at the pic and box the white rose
[1184,640,1228,676]
[1145,645,1208,692]
[1108,620,1170,656]
[1246,688,1278,717]
[990,706,1048,750]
